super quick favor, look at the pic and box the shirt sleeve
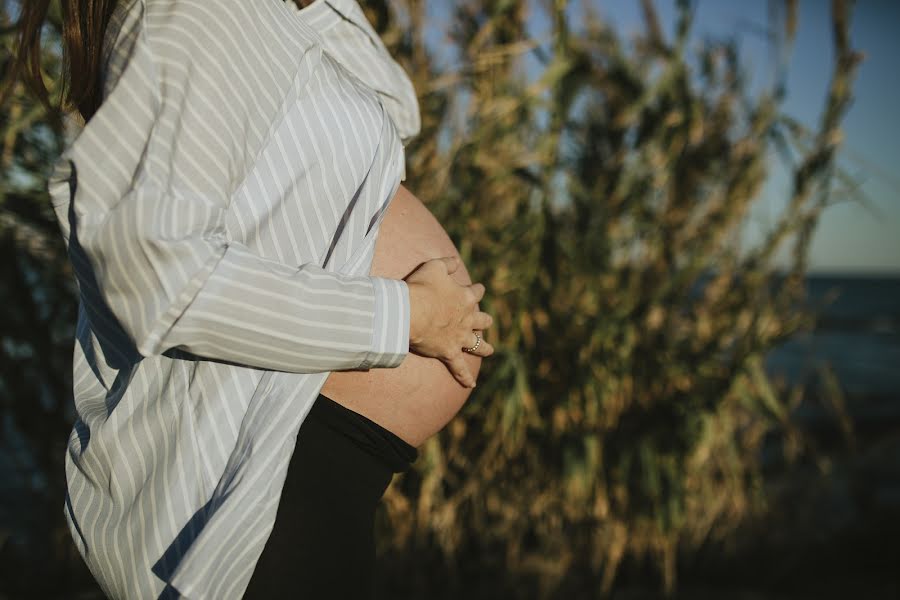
[49,0,410,373]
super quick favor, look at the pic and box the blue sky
[651,0,900,274]
[424,0,899,274]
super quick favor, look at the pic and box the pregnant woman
[7,0,494,597]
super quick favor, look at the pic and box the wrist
[406,281,428,348]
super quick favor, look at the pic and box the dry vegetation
[0,0,861,598]
[368,0,860,597]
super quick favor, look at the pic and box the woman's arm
[51,0,409,373]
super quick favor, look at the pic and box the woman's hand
[404,256,495,388]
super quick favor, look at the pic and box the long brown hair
[1,0,120,124]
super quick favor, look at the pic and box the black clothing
[243,392,418,599]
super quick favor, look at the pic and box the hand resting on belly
[318,184,494,448]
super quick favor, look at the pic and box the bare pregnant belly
[318,184,482,448]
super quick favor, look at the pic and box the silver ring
[463,331,481,353]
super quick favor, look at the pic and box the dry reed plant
[0,0,861,597]
[367,0,861,597]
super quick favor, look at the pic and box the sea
[764,273,900,401]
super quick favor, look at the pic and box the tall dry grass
[365,0,860,596]
[0,0,861,598]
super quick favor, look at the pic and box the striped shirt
[45,0,420,597]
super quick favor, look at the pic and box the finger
[446,355,475,388]
[441,255,460,274]
[462,330,494,357]
[468,282,486,302]
[468,311,493,330]
[461,330,480,350]
[471,339,494,357]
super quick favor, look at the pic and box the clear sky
[424,0,900,275]
[634,0,900,274]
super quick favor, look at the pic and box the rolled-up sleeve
[51,0,410,374]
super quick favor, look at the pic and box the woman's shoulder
[99,0,324,115]
[106,1,320,75]
[83,0,330,199]
[139,0,319,58]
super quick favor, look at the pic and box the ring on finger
[463,330,481,353]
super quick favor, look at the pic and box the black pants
[243,392,418,599]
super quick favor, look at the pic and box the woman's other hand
[405,256,495,388]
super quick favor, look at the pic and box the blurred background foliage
[1,0,897,598]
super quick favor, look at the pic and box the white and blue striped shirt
[46,0,420,597]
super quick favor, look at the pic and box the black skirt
[243,392,418,599]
